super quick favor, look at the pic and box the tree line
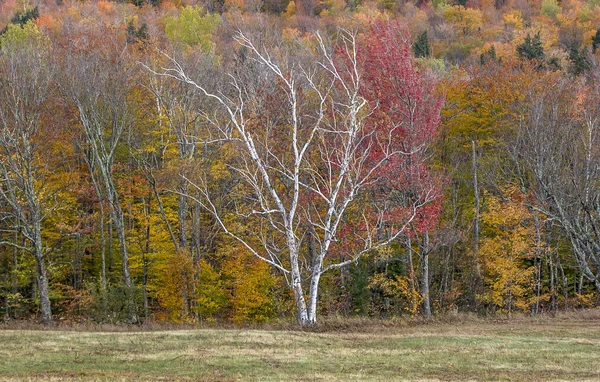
[1,0,600,326]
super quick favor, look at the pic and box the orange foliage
[34,14,58,32]
[97,1,116,15]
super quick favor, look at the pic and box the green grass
[1,318,600,381]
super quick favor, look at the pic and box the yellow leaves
[477,187,537,313]
[482,195,527,232]
[512,25,558,55]
[149,250,193,322]
[351,5,386,28]
[443,6,483,36]
[195,259,229,321]
[282,27,300,43]
[210,161,230,181]
[574,293,596,308]
[503,11,524,31]
[583,29,597,48]
[319,0,345,17]
[284,1,296,17]
[150,236,276,323]
[223,251,275,324]
[368,273,423,315]
[441,64,536,154]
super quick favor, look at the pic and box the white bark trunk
[307,264,323,324]
[34,216,52,325]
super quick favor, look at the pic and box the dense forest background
[1,0,600,325]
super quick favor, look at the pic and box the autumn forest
[1,0,600,327]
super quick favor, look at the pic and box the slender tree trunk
[557,257,568,310]
[533,214,542,315]
[36,259,52,325]
[293,280,309,325]
[549,252,557,312]
[187,201,203,318]
[99,207,107,316]
[103,171,131,289]
[508,288,513,317]
[471,141,481,301]
[142,253,149,320]
[2,275,7,319]
[142,192,153,320]
[87,162,108,315]
[74,234,83,291]
[177,182,188,250]
[439,247,451,311]
[149,178,178,251]
[111,203,132,289]
[33,215,52,325]
[108,220,114,272]
[406,237,417,312]
[12,230,18,296]
[107,187,137,323]
[420,231,431,318]
[191,203,202,261]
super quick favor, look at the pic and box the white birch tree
[152,27,441,325]
[0,23,55,324]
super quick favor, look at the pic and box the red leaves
[325,21,445,261]
[359,20,442,159]
[357,20,444,232]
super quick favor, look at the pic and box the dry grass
[8,309,600,332]
[1,312,600,381]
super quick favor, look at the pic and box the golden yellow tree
[478,188,536,314]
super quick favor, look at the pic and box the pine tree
[592,28,600,54]
[568,44,590,76]
[517,32,544,61]
[413,31,430,58]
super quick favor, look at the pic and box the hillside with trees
[1,0,599,326]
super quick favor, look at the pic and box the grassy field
[0,316,599,381]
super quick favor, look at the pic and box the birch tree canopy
[154,21,443,325]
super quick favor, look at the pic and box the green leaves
[164,6,221,51]
[0,21,49,52]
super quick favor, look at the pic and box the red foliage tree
[358,20,443,229]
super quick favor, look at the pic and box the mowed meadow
[3,1,600,380]
[1,315,600,381]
